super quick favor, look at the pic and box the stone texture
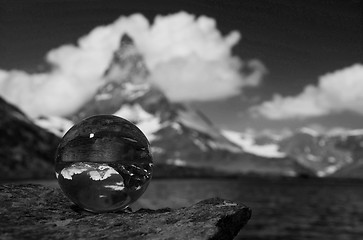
[0,184,251,240]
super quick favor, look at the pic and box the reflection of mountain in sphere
[55,115,153,213]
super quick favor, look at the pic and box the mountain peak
[71,34,150,122]
[120,33,133,46]
[104,34,149,85]
[299,127,320,137]
[68,33,243,153]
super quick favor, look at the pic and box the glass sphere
[55,115,153,213]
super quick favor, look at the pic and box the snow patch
[113,104,161,141]
[177,109,220,138]
[114,104,152,122]
[222,130,286,158]
[300,127,320,137]
[171,122,183,134]
[193,138,208,152]
[60,165,89,180]
[306,154,319,162]
[327,128,363,137]
[34,115,74,137]
[317,165,339,177]
[151,146,165,154]
[60,163,119,181]
[136,117,161,141]
[206,139,242,153]
[123,82,150,100]
[88,167,119,181]
[104,181,125,191]
[167,158,187,166]
[343,129,363,137]
[95,93,112,101]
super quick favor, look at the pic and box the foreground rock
[0,184,251,240]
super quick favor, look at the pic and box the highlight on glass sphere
[55,115,153,213]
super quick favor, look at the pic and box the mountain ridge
[5,34,362,179]
[63,34,311,177]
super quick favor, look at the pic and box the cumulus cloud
[0,14,149,118]
[251,64,363,119]
[0,70,103,117]
[0,12,264,118]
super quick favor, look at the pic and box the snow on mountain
[113,103,161,141]
[343,129,363,136]
[278,128,355,177]
[222,130,286,158]
[328,128,363,137]
[166,158,187,166]
[175,107,242,153]
[299,127,320,137]
[68,34,244,156]
[34,115,74,137]
[317,165,340,177]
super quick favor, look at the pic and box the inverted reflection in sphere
[55,115,153,213]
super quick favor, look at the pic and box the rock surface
[0,184,251,240]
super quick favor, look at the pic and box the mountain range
[2,34,363,180]
[62,34,312,177]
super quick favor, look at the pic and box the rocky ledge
[0,184,251,240]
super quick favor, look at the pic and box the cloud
[0,12,263,118]
[0,70,104,117]
[0,14,149,118]
[151,56,262,102]
[251,64,363,119]
[144,13,265,101]
[145,13,256,102]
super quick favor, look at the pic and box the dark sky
[1,0,362,131]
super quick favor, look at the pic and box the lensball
[55,115,153,213]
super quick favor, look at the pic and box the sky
[0,0,362,133]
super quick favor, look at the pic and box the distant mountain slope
[275,127,363,178]
[330,131,363,178]
[0,97,60,180]
[222,130,286,158]
[278,128,352,177]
